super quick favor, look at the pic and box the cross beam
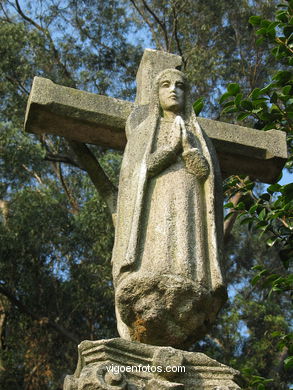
[24,50,287,184]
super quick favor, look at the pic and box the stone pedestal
[64,338,242,390]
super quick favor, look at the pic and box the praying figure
[111,68,227,348]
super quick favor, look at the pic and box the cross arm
[25,77,131,150]
[25,77,287,184]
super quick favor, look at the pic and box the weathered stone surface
[24,77,130,150]
[24,49,287,390]
[135,49,183,105]
[200,117,287,182]
[25,78,287,183]
[63,338,242,390]
[112,69,226,348]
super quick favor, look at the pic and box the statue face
[158,72,185,115]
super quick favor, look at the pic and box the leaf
[270,92,279,103]
[219,91,232,104]
[258,209,266,221]
[256,37,265,45]
[272,46,281,58]
[263,123,277,130]
[253,98,269,105]
[256,27,267,35]
[240,217,254,225]
[260,19,271,28]
[240,100,253,110]
[271,331,282,338]
[252,265,264,271]
[235,93,243,107]
[276,10,289,23]
[282,85,292,95]
[260,193,271,201]
[227,83,240,96]
[237,112,251,121]
[259,83,275,94]
[267,184,282,194]
[223,100,236,108]
[236,202,245,210]
[267,21,279,30]
[285,356,293,370]
[251,274,261,285]
[284,25,293,38]
[282,183,293,202]
[273,70,292,83]
[250,87,261,99]
[249,15,262,26]
[193,97,204,115]
[249,204,258,214]
[221,105,238,114]
[266,237,279,247]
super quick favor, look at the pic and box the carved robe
[111,72,226,348]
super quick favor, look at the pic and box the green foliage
[0,0,292,389]
[130,0,280,115]
[219,1,293,388]
[0,1,134,388]
[193,97,205,115]
[220,1,292,167]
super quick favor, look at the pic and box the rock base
[116,274,227,348]
[64,338,242,390]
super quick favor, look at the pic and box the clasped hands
[147,115,209,180]
[172,115,210,180]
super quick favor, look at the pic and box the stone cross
[25,49,288,390]
[25,49,287,185]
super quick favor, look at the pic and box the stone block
[25,77,130,150]
[25,77,287,183]
[63,338,242,390]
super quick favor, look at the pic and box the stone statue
[25,49,286,390]
[112,69,227,348]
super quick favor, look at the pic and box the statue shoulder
[126,105,149,139]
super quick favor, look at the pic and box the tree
[0,1,140,388]
[129,0,279,115]
[212,1,292,388]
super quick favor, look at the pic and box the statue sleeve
[147,147,178,178]
[182,148,210,181]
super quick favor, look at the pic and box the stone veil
[111,68,227,348]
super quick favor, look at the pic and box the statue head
[150,69,191,121]
[158,70,185,117]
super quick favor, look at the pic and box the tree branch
[21,164,44,185]
[171,4,185,66]
[0,296,8,371]
[223,191,243,244]
[0,200,9,226]
[44,152,82,169]
[206,334,227,352]
[0,2,12,23]
[57,163,79,214]
[140,0,169,50]
[15,0,46,33]
[14,0,118,219]
[130,0,164,50]
[5,75,30,95]
[68,141,117,220]
[0,285,78,344]
[14,0,74,84]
